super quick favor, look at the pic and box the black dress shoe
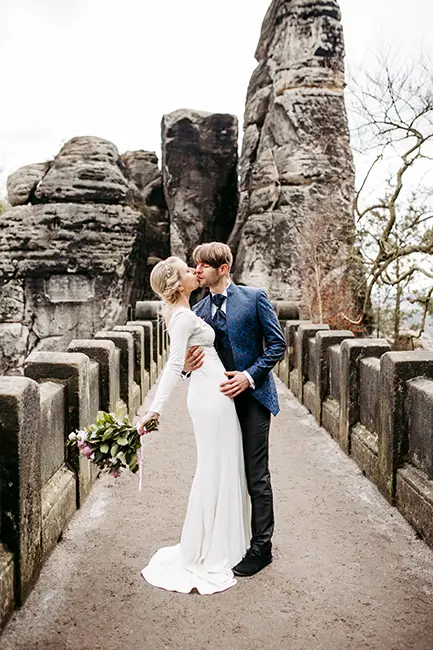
[232,548,273,577]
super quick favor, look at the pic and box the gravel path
[2,379,433,650]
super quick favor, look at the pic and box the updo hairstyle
[150,256,185,305]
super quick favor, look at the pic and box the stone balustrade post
[24,352,94,505]
[114,325,148,402]
[293,323,329,403]
[0,377,42,605]
[127,320,155,386]
[378,351,433,503]
[313,330,354,424]
[339,339,391,455]
[94,331,140,417]
[134,301,162,376]
[68,339,120,412]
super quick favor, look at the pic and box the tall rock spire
[232,0,360,324]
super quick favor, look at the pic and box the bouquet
[67,402,158,483]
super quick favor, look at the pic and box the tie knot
[211,294,226,309]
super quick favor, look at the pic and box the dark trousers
[234,392,274,551]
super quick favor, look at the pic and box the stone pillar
[287,321,310,372]
[271,302,298,384]
[24,351,94,505]
[94,331,140,417]
[378,351,433,503]
[38,381,76,562]
[127,320,155,386]
[68,339,120,412]
[293,323,329,403]
[339,339,391,455]
[134,302,162,375]
[0,377,42,604]
[272,301,300,321]
[396,377,433,548]
[114,325,148,402]
[313,330,354,424]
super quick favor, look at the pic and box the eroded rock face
[33,137,131,204]
[120,149,170,273]
[0,137,171,374]
[232,0,358,320]
[7,163,51,206]
[0,202,149,373]
[162,109,238,262]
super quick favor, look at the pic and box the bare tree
[345,53,433,337]
[294,213,365,332]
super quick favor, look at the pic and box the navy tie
[211,293,226,312]
[211,294,235,370]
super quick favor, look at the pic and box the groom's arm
[245,290,286,387]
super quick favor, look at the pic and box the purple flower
[82,445,93,458]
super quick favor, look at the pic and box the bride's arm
[146,311,194,416]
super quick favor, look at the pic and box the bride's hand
[137,412,159,436]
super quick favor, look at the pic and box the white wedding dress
[141,307,250,594]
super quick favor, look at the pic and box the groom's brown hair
[192,242,233,270]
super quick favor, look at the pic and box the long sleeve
[245,290,286,387]
[149,310,194,415]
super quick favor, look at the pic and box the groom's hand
[183,346,205,373]
[220,371,249,398]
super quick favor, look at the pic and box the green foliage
[67,401,158,477]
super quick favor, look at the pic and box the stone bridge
[1,303,433,649]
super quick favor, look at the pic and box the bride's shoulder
[167,307,195,329]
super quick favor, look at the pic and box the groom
[183,242,286,577]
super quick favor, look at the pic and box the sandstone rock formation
[232,0,359,322]
[121,150,169,265]
[0,137,169,374]
[7,163,50,206]
[161,110,238,262]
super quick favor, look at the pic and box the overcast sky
[0,0,432,196]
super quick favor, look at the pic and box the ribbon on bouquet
[137,427,146,492]
[136,418,158,492]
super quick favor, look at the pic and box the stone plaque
[44,276,95,303]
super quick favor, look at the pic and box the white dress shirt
[210,283,255,390]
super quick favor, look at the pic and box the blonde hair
[150,256,186,302]
[150,256,186,323]
[192,242,233,270]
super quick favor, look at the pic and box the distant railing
[0,303,167,631]
[3,301,432,630]
[276,319,433,554]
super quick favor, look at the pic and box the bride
[137,256,250,594]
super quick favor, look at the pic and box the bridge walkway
[2,379,433,650]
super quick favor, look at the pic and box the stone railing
[4,299,431,628]
[276,320,433,553]
[0,302,167,630]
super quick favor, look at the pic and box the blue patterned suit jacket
[193,283,286,416]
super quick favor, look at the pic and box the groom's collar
[210,280,232,297]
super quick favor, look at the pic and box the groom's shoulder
[235,284,266,300]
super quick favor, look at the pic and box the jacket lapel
[225,282,239,337]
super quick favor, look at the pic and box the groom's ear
[218,264,229,277]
